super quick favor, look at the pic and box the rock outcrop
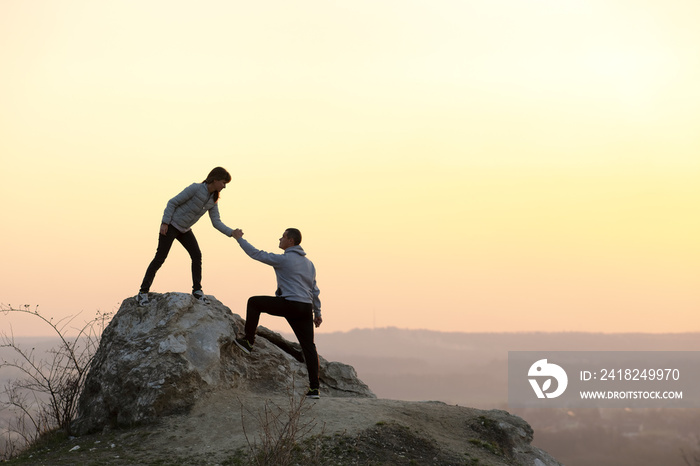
[67,292,564,465]
[74,292,373,434]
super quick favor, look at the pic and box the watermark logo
[528,359,568,399]
[510,351,700,408]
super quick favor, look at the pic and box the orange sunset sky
[1,0,698,337]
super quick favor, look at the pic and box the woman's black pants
[139,225,202,293]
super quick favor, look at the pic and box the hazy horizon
[6,321,700,340]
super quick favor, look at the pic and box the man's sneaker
[137,293,149,306]
[234,338,253,354]
[306,388,320,399]
[192,290,210,305]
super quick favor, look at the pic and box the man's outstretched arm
[232,229,284,266]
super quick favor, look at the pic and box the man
[231,227,323,399]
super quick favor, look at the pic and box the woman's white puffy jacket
[161,183,233,236]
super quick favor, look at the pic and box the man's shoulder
[285,246,307,256]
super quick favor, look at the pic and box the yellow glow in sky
[1,0,698,336]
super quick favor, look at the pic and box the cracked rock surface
[74,292,373,435]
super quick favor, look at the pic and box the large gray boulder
[74,292,374,434]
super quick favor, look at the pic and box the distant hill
[308,329,700,407]
[6,330,700,408]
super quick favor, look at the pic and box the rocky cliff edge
[68,292,561,466]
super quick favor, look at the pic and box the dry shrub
[0,305,111,459]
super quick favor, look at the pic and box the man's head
[278,228,302,250]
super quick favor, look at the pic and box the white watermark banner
[508,351,700,409]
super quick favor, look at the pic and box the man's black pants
[244,296,319,390]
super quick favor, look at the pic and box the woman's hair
[203,167,231,202]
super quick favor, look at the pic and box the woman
[138,167,235,305]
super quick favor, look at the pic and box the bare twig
[0,304,112,459]
[238,381,322,466]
